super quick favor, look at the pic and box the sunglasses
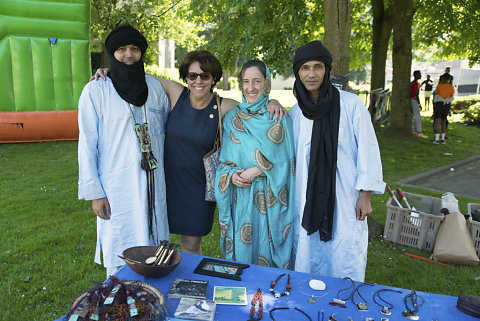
[187,72,212,81]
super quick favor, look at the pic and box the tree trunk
[101,44,110,68]
[323,0,351,76]
[389,0,415,136]
[370,0,393,91]
[222,71,230,90]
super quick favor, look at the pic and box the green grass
[0,115,479,320]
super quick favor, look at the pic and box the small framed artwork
[193,258,249,281]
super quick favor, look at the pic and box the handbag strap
[215,93,222,147]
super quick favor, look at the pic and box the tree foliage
[414,0,480,66]
[188,0,326,76]
[90,0,203,65]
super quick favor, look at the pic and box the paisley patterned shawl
[215,63,296,268]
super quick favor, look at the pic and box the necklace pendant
[402,311,419,320]
[381,307,392,315]
[274,293,280,298]
[308,296,316,304]
[356,302,368,311]
[381,318,390,321]
[333,298,346,305]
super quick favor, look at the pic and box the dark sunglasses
[187,72,212,81]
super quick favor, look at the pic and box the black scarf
[105,25,148,106]
[293,41,340,241]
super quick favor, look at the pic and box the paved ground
[399,154,480,199]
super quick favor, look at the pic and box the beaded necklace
[248,288,263,321]
[269,273,291,298]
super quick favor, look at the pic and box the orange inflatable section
[0,110,79,143]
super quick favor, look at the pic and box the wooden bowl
[122,246,182,277]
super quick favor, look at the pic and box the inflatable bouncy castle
[0,0,90,143]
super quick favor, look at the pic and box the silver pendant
[357,302,368,311]
[366,318,374,321]
[381,318,390,321]
[381,307,392,315]
[402,311,419,320]
[308,295,317,304]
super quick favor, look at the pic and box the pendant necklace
[128,104,158,242]
[402,290,424,320]
[128,104,158,171]
[298,279,330,304]
[351,282,375,311]
[373,288,402,316]
[329,277,355,308]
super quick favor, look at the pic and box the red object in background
[0,110,79,143]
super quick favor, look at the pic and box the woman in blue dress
[215,60,295,268]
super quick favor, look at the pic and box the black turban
[105,25,148,57]
[293,40,333,75]
[292,40,340,241]
[105,25,148,106]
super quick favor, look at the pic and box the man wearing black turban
[78,25,170,277]
[289,41,385,281]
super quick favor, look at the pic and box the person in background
[441,66,454,85]
[78,25,170,277]
[289,41,385,282]
[432,74,455,144]
[215,60,295,268]
[410,70,423,136]
[421,74,434,111]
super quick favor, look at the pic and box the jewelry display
[248,288,263,321]
[269,273,291,298]
[373,288,402,316]
[298,279,330,304]
[402,290,424,320]
[351,282,375,311]
[269,307,312,321]
[329,277,355,308]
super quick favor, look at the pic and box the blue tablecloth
[58,252,474,320]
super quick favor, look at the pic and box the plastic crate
[383,191,444,251]
[468,203,480,257]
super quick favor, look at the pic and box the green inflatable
[0,0,90,142]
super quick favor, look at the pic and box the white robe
[290,90,385,282]
[78,75,170,268]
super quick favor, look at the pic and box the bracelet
[269,307,312,321]
[269,273,291,298]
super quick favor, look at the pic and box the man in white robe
[78,25,170,276]
[290,41,385,282]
